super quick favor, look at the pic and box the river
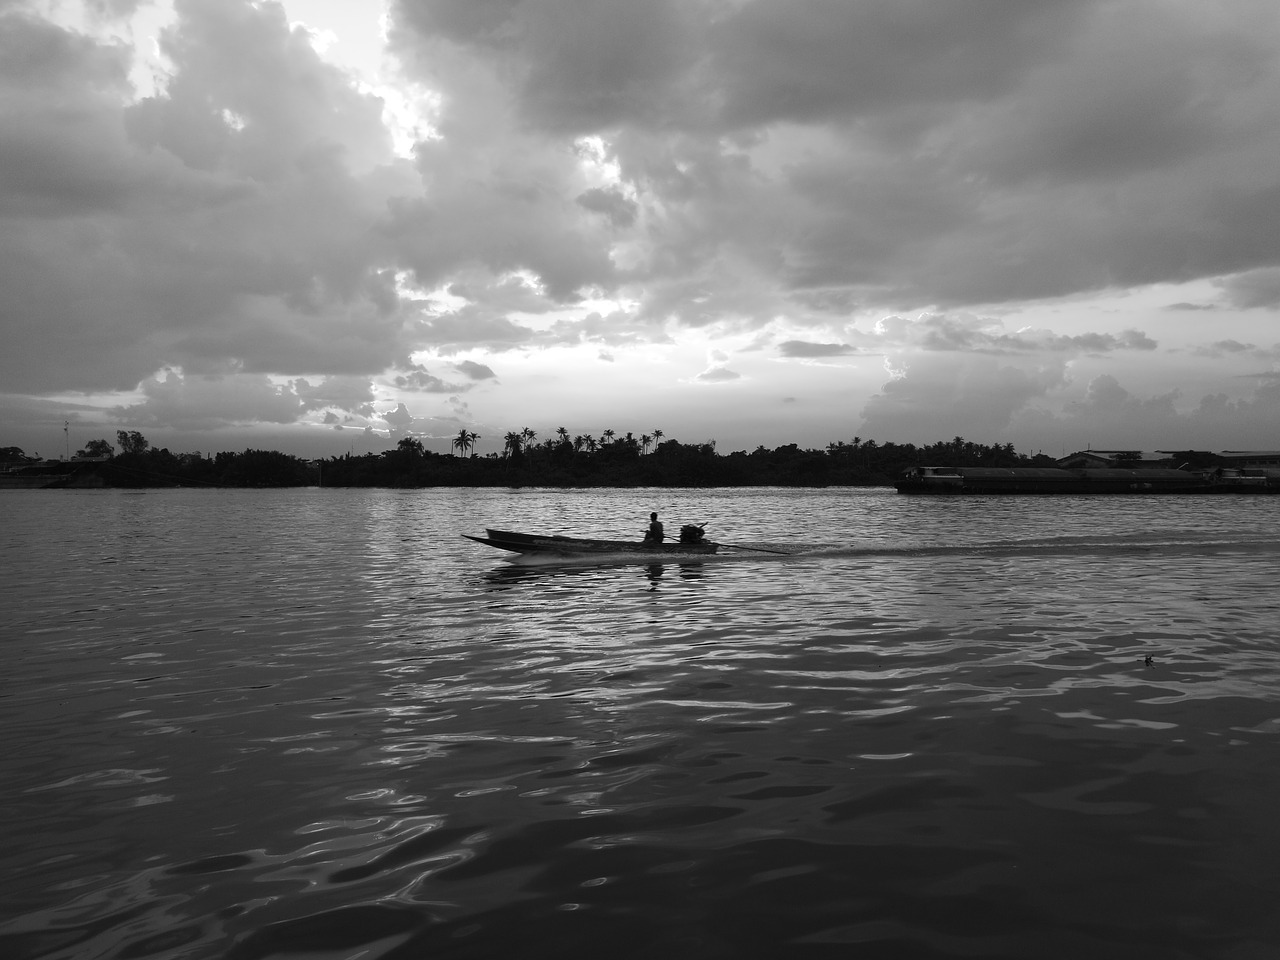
[3,487,1280,959]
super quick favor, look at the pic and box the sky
[3,0,1279,460]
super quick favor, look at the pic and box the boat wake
[491,533,1280,568]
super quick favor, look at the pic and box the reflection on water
[3,488,1280,959]
[482,560,708,594]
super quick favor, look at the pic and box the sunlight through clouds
[3,0,1280,457]
[286,0,441,158]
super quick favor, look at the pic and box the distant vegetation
[2,429,1058,488]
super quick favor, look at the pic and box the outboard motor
[679,524,706,544]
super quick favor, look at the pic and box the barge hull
[895,466,1275,495]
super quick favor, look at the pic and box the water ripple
[4,489,1280,958]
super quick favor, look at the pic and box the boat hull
[894,466,1235,495]
[0,461,102,488]
[466,528,719,556]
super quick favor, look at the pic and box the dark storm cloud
[575,186,637,228]
[395,0,703,132]
[0,0,411,395]
[392,0,1280,310]
[707,0,1083,128]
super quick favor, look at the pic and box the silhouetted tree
[116,430,149,455]
[76,438,114,458]
[2,425,1062,489]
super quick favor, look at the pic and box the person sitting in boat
[644,512,664,544]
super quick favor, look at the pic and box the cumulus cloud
[387,358,495,392]
[858,313,1184,447]
[870,314,1158,355]
[292,376,377,415]
[1192,340,1257,358]
[453,360,496,380]
[860,351,1066,443]
[860,352,1280,452]
[382,402,413,430]
[4,0,1280,455]
[695,365,742,383]
[777,340,856,359]
[114,371,306,430]
[392,368,451,392]
[1219,268,1280,309]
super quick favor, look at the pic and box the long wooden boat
[464,528,719,556]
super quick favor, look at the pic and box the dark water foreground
[3,488,1280,959]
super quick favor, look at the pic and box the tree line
[1,429,1058,488]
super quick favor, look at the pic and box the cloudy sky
[4,0,1279,459]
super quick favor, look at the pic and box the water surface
[3,488,1280,959]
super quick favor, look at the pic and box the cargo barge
[0,459,105,489]
[894,465,1277,495]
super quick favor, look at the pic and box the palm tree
[652,428,664,447]
[451,429,468,456]
[452,429,479,457]
[556,426,570,448]
[601,429,615,446]
[641,434,652,455]
[503,431,522,458]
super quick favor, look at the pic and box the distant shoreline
[8,436,1272,491]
